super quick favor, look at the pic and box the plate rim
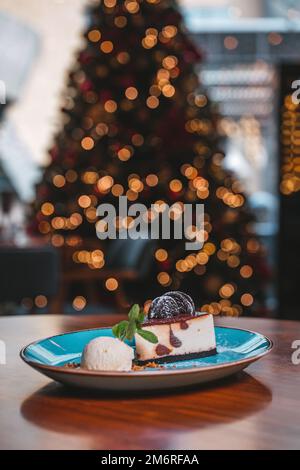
[20,325,273,378]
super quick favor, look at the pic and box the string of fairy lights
[34,0,264,313]
[280,94,300,195]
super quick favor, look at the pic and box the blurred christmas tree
[32,0,269,314]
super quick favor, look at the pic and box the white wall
[0,0,85,166]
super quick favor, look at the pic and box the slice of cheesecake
[135,312,217,364]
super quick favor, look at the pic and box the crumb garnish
[64,361,165,371]
[132,361,164,371]
[64,362,80,369]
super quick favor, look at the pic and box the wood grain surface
[0,314,299,450]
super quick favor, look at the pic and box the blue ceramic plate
[21,326,272,391]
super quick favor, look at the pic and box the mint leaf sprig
[112,304,158,344]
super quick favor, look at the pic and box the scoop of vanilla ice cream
[81,336,134,371]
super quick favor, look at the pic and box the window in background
[200,61,279,314]
[180,0,300,316]
[178,0,298,316]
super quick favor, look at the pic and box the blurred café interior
[0,0,300,320]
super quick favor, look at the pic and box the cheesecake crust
[135,347,217,365]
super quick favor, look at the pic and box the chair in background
[0,244,59,313]
[104,237,157,306]
[55,237,157,312]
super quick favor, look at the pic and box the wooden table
[0,314,300,450]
